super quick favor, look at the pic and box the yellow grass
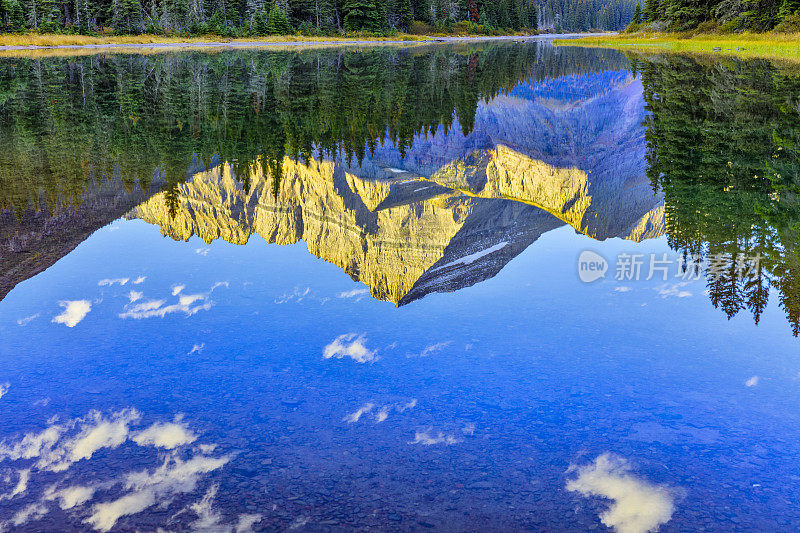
[0,33,431,47]
[555,32,800,62]
[0,32,539,57]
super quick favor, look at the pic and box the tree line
[630,0,800,31]
[539,0,635,31]
[0,0,640,35]
[0,0,537,34]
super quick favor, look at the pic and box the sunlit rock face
[134,159,564,305]
[133,147,661,305]
[133,70,664,305]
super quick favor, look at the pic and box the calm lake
[0,40,799,532]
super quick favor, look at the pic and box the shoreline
[556,32,800,61]
[0,33,600,56]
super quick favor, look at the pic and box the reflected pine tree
[639,53,800,335]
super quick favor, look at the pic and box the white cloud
[615,286,633,293]
[46,409,141,472]
[187,484,262,533]
[407,341,452,358]
[409,431,459,445]
[85,489,155,531]
[0,409,141,474]
[52,300,92,327]
[0,409,227,532]
[566,453,675,533]
[98,278,129,287]
[235,514,263,533]
[4,502,48,528]
[462,423,476,436]
[0,382,8,400]
[337,288,369,300]
[0,423,65,464]
[189,484,224,531]
[375,407,390,423]
[188,343,205,355]
[119,282,228,320]
[119,295,209,319]
[275,287,311,304]
[655,283,692,299]
[127,291,143,303]
[132,276,146,285]
[398,399,417,412]
[45,484,96,510]
[289,516,310,530]
[344,403,374,423]
[323,334,377,363]
[132,420,197,449]
[16,313,39,326]
[0,468,30,501]
[85,453,229,531]
[195,248,210,256]
[745,376,759,387]
[345,398,417,425]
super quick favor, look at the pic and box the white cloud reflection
[407,341,452,358]
[337,288,369,300]
[323,334,377,363]
[119,282,227,320]
[344,403,375,423]
[566,453,676,533]
[132,419,197,449]
[409,430,459,445]
[345,399,417,425]
[16,313,39,326]
[52,300,92,327]
[98,278,129,287]
[0,409,228,532]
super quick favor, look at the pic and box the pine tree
[778,0,800,21]
[1,0,25,30]
[342,0,380,30]
[399,0,412,28]
[632,2,640,23]
[267,1,292,32]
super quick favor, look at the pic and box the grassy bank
[0,32,429,47]
[0,31,545,57]
[0,30,546,47]
[555,32,800,61]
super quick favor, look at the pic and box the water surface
[0,43,799,532]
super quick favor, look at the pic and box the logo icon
[578,250,608,283]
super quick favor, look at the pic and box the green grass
[555,32,800,61]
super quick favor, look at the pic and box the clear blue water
[1,42,799,532]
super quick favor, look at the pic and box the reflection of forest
[636,53,800,335]
[0,43,627,216]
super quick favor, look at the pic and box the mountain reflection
[3,44,800,333]
[131,59,661,305]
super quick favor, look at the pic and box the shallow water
[0,42,799,532]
